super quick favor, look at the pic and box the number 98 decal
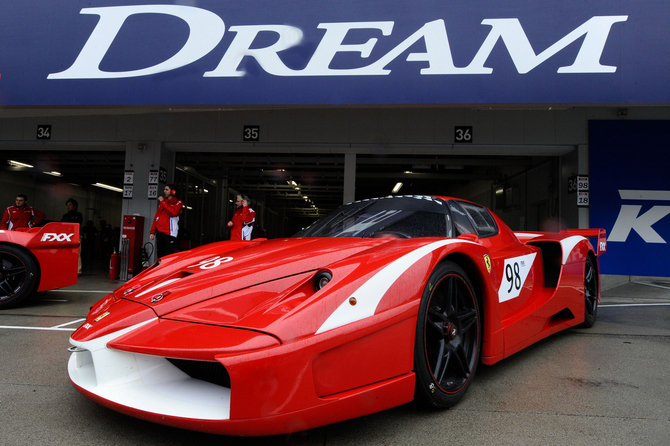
[498,253,537,303]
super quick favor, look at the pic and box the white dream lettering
[47,5,628,80]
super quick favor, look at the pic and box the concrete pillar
[343,153,356,204]
[120,141,175,253]
[577,144,590,228]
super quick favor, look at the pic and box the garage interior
[1,144,568,241]
[1,104,635,252]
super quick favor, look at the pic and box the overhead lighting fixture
[392,182,403,193]
[8,160,34,168]
[93,182,123,193]
[43,171,62,177]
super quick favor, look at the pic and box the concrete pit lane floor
[0,274,668,446]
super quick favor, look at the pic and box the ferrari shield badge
[484,255,492,274]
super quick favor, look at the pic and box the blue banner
[1,1,668,106]
[590,121,670,277]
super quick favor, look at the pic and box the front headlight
[315,270,332,291]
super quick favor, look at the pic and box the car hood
[117,237,385,317]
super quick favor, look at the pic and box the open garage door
[175,147,577,237]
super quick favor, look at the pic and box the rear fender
[440,248,503,363]
[563,228,607,256]
[23,223,80,291]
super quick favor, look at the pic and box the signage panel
[36,125,52,140]
[243,125,260,142]
[589,121,670,277]
[454,126,473,143]
[0,1,668,106]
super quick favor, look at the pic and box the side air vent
[548,308,576,327]
[528,241,562,289]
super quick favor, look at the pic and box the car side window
[445,213,453,238]
[457,201,499,238]
[448,202,476,236]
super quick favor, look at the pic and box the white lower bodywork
[68,319,231,420]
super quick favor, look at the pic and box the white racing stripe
[560,236,586,265]
[135,278,182,297]
[316,239,471,334]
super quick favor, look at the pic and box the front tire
[0,245,38,310]
[414,261,481,408]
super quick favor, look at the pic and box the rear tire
[580,255,598,328]
[0,245,38,309]
[414,261,481,408]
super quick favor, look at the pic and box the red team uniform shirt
[150,196,184,237]
[1,205,46,230]
[230,206,255,241]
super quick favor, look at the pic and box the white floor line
[0,325,78,331]
[51,318,86,328]
[631,281,670,291]
[600,303,670,308]
[0,318,85,332]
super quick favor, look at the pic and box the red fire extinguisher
[109,248,120,280]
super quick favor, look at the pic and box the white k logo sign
[609,190,670,243]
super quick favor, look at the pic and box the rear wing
[563,228,607,256]
[24,222,80,248]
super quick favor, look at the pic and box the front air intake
[167,358,231,388]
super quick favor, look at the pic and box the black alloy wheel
[0,245,38,309]
[580,255,598,328]
[414,261,481,408]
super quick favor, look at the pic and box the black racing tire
[0,245,38,310]
[580,255,598,328]
[414,261,481,409]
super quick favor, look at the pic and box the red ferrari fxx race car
[68,196,605,435]
[1,222,80,309]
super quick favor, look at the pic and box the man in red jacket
[1,194,46,230]
[149,184,183,259]
[227,194,255,241]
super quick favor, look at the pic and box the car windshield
[293,196,453,238]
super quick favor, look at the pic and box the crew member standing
[61,198,84,275]
[149,184,183,259]
[227,194,255,241]
[1,194,46,230]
